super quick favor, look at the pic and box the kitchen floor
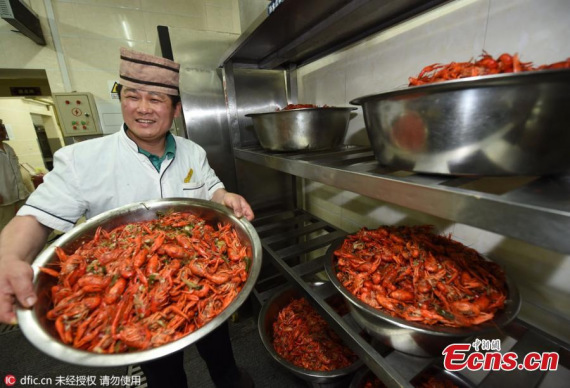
[0,302,309,388]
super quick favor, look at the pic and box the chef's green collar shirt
[135,131,176,172]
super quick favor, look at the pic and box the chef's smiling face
[120,87,181,150]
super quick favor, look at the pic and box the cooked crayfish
[276,103,329,111]
[409,51,570,86]
[334,225,508,328]
[40,211,251,353]
[272,297,357,371]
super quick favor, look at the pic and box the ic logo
[4,374,16,386]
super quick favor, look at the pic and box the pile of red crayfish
[334,225,507,327]
[272,297,358,371]
[409,52,570,86]
[277,103,329,111]
[40,211,251,353]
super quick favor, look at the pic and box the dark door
[34,125,53,170]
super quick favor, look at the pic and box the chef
[0,48,254,388]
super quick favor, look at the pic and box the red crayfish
[409,51,570,86]
[334,225,508,328]
[39,211,251,353]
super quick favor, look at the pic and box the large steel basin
[246,107,356,152]
[17,198,262,367]
[351,69,570,176]
[324,239,521,357]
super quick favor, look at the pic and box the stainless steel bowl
[16,198,262,367]
[324,239,521,357]
[246,107,356,152]
[258,287,362,386]
[351,69,570,175]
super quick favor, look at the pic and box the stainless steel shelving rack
[248,200,569,388]
[236,145,570,255]
[218,1,570,387]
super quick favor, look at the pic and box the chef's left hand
[213,189,255,221]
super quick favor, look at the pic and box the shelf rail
[236,145,570,255]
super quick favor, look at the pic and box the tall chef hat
[119,47,180,96]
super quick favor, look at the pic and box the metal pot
[351,69,570,176]
[258,287,362,387]
[246,107,356,152]
[16,198,262,367]
[324,238,521,357]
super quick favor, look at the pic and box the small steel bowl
[258,286,362,386]
[246,107,356,152]
[17,198,262,367]
[351,69,570,176]
[324,238,521,357]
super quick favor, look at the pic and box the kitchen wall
[238,0,269,33]
[0,0,242,135]
[297,0,570,342]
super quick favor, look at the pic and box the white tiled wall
[0,0,241,134]
[297,0,570,342]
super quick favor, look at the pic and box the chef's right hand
[0,258,36,324]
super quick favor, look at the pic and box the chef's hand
[212,189,255,221]
[0,216,51,324]
[0,259,35,324]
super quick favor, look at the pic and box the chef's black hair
[116,83,181,106]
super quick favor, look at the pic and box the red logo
[4,375,16,386]
[443,343,559,371]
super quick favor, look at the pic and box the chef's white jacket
[18,127,224,232]
[0,142,30,205]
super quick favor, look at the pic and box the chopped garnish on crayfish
[40,211,252,353]
[334,225,508,328]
